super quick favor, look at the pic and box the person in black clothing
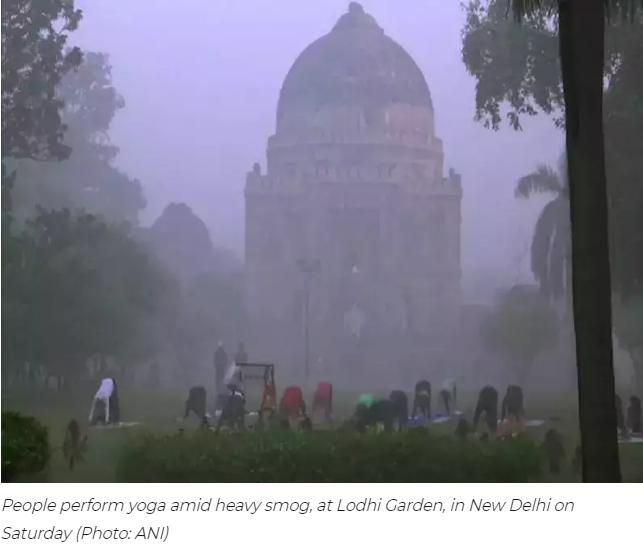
[109,378,120,424]
[412,380,431,419]
[501,385,525,422]
[389,390,409,430]
[184,386,209,428]
[353,399,395,433]
[473,385,498,434]
[215,387,245,433]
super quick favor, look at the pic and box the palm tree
[509,0,643,482]
[515,159,570,303]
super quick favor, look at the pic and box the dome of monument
[275,2,433,134]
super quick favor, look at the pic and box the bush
[1,411,50,482]
[116,428,543,482]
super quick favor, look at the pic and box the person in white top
[223,362,244,394]
[89,378,119,425]
[216,363,246,432]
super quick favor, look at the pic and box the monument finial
[349,2,364,14]
[334,1,380,31]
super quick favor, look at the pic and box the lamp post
[297,258,321,385]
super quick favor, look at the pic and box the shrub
[1,411,50,482]
[116,428,543,482]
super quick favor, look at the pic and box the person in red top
[279,386,306,422]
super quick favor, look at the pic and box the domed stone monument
[245,3,462,385]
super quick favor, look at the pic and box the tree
[1,209,174,388]
[530,0,618,483]
[8,52,145,224]
[143,203,218,282]
[481,285,558,385]
[1,0,82,162]
[462,1,643,297]
[463,0,643,481]
[515,157,570,301]
[462,1,564,130]
[141,203,246,383]
[603,13,643,299]
[1,412,49,482]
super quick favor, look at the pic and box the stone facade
[244,3,462,386]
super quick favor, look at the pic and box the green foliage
[507,1,643,34]
[1,411,50,482]
[516,158,570,300]
[515,164,564,198]
[8,51,145,224]
[481,285,559,379]
[1,0,83,161]
[462,0,643,297]
[59,51,124,140]
[116,428,543,482]
[603,15,643,299]
[145,203,217,280]
[462,1,562,130]
[1,209,175,383]
[505,0,643,22]
[142,203,245,377]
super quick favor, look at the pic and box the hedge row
[1,411,50,482]
[116,428,543,482]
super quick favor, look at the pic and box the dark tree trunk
[558,0,621,481]
[631,350,643,402]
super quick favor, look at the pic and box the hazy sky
[71,0,564,302]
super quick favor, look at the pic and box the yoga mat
[95,421,141,429]
[525,420,546,427]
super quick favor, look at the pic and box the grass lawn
[2,386,641,482]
